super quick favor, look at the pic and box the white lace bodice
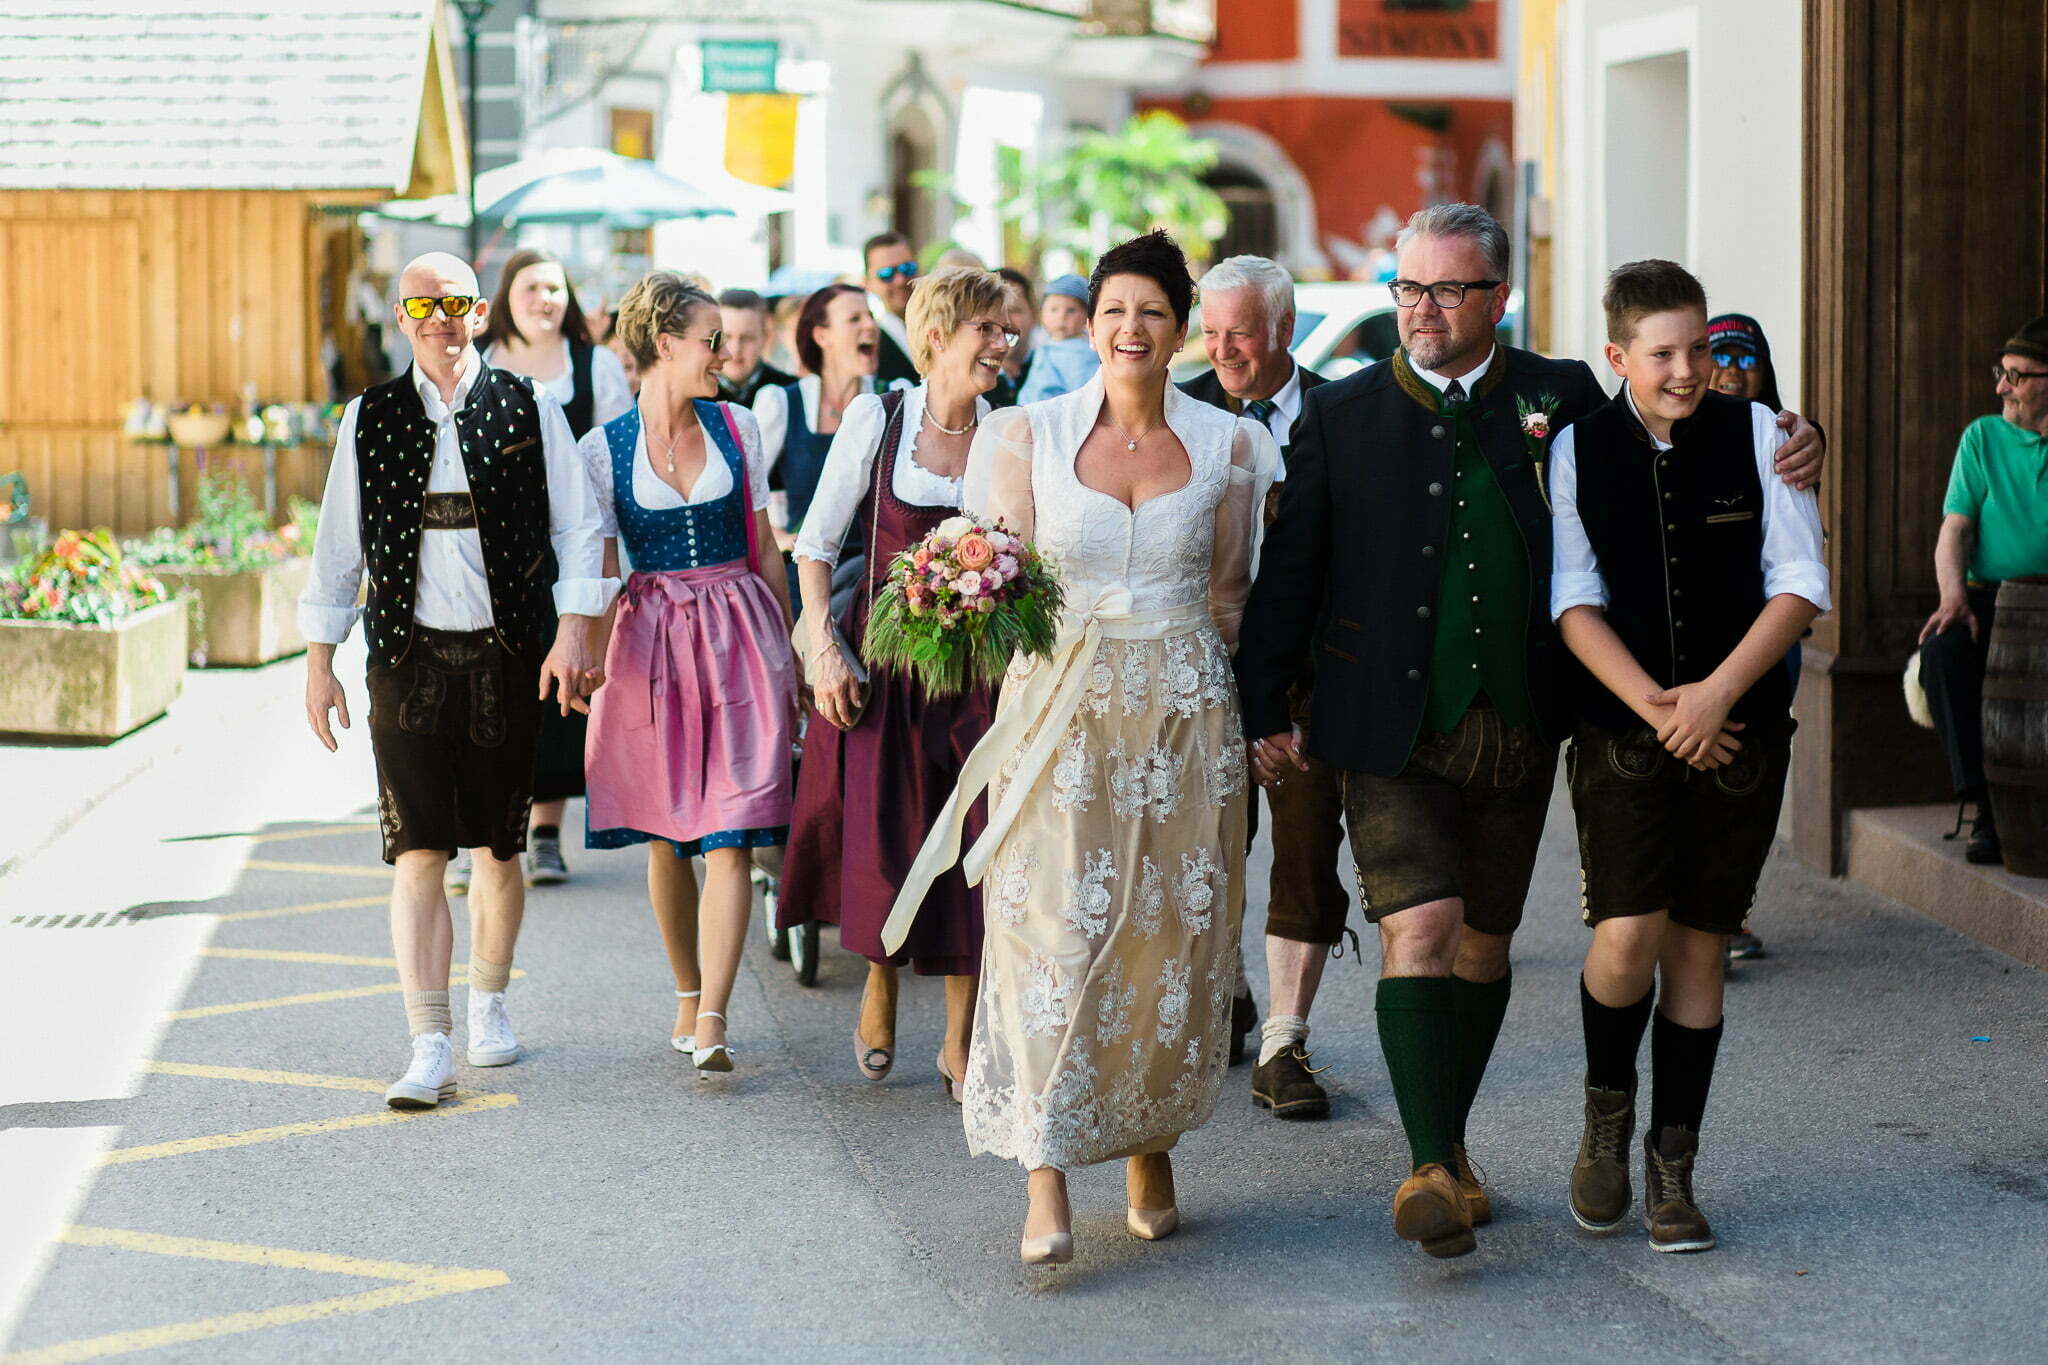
[963,374,1278,640]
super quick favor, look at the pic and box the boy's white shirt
[1548,386,1831,621]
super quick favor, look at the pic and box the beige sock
[468,956,512,995]
[405,990,452,1037]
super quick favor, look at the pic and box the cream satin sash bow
[880,587,1211,954]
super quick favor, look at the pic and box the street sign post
[701,41,779,94]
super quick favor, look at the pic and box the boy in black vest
[301,252,614,1110]
[1548,260,1829,1253]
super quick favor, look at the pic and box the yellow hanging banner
[724,93,799,188]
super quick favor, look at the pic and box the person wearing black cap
[1917,314,2048,866]
[1706,314,1784,412]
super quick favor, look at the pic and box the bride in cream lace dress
[886,232,1276,1265]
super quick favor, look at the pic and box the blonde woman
[580,273,797,1075]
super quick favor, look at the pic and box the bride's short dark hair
[1088,229,1194,328]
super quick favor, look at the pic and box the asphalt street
[3,717,2046,1361]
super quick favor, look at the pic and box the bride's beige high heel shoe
[1019,1230,1073,1266]
[1126,1205,1181,1240]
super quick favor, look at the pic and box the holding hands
[1248,726,1310,788]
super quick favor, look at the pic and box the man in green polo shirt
[1918,314,2048,864]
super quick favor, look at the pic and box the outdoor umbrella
[477,151,738,228]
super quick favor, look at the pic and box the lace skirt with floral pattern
[962,621,1248,1171]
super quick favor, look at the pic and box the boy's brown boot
[1644,1128,1717,1253]
[1393,1163,1476,1259]
[1569,1082,1634,1232]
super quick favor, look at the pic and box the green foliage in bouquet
[862,519,1066,698]
[128,471,312,570]
[1,528,173,624]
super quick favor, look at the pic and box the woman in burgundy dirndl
[780,267,1016,1095]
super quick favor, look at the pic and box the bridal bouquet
[862,516,1065,697]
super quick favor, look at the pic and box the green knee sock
[1376,976,1459,1171]
[1449,972,1512,1146]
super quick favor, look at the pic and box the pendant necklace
[645,413,684,475]
[1108,419,1153,452]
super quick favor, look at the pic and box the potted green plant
[128,473,316,667]
[0,529,187,741]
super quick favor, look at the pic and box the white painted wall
[1551,0,1802,402]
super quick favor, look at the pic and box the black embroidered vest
[1569,389,1788,731]
[354,366,556,668]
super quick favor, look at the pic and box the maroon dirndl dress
[779,393,995,975]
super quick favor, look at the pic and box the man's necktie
[1243,398,1276,426]
[1443,379,1467,407]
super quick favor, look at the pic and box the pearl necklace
[923,406,977,437]
[1108,419,1155,452]
[643,410,687,475]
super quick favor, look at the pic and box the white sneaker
[526,836,568,886]
[385,1032,457,1109]
[445,849,472,895]
[467,989,521,1067]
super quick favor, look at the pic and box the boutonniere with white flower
[1516,394,1561,507]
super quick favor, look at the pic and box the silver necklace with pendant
[1109,420,1154,452]
[646,417,685,475]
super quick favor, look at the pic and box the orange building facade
[1141,0,1516,279]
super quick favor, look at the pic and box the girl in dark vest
[779,266,1010,1094]
[477,248,633,890]
[580,273,798,1075]
[751,283,881,613]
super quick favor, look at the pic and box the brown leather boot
[1392,1163,1476,1258]
[1251,1045,1330,1119]
[1644,1128,1716,1253]
[1569,1082,1634,1233]
[1451,1144,1493,1226]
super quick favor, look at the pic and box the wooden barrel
[1983,576,2048,877]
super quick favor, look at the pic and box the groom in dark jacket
[1235,205,1823,1260]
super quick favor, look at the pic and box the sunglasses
[1713,351,1760,371]
[663,329,724,355]
[402,294,477,320]
[874,261,920,283]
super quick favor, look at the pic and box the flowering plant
[1516,393,1560,507]
[127,473,314,571]
[0,528,174,625]
[861,515,1065,697]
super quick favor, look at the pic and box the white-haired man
[300,252,616,1109]
[1236,207,1826,1259]
[1180,256,1343,1119]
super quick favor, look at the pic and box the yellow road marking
[243,823,377,844]
[4,1227,506,1364]
[142,1062,390,1093]
[217,894,386,922]
[201,947,398,967]
[167,981,417,1020]
[99,1091,518,1166]
[169,968,527,1021]
[242,859,393,880]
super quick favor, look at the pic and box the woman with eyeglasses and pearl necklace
[778,267,1015,1097]
[578,272,797,1077]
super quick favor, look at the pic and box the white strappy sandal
[672,989,700,1055]
[692,1010,734,1075]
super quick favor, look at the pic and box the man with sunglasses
[1236,205,1826,1260]
[299,251,616,1110]
[1917,315,2048,867]
[862,231,922,387]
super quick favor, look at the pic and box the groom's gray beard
[1405,330,1477,375]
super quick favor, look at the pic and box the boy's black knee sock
[1580,976,1655,1095]
[1648,1011,1724,1139]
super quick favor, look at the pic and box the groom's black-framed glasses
[1388,279,1503,309]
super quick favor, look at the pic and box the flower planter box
[0,599,189,741]
[150,557,311,667]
